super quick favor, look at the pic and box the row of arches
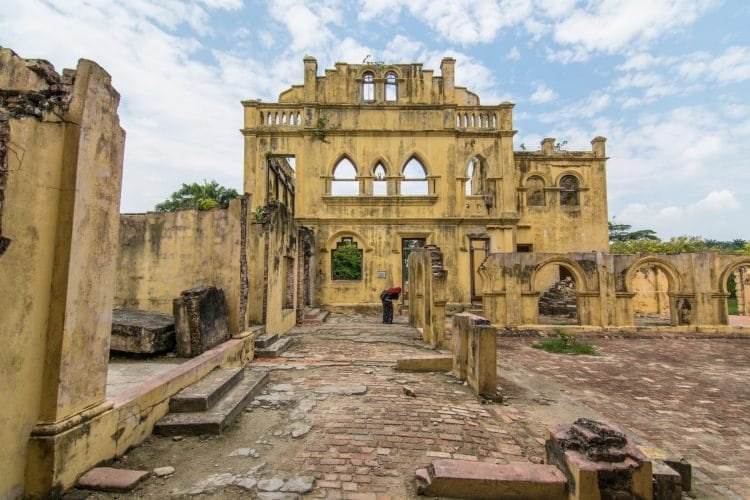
[331,156,429,195]
[329,155,494,197]
[362,71,398,102]
[525,257,750,326]
[525,174,581,207]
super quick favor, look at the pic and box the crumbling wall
[246,201,299,334]
[0,48,124,498]
[114,198,248,336]
[408,244,447,348]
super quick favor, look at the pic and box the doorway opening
[401,238,426,305]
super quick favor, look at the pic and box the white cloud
[550,0,718,59]
[616,190,742,239]
[692,190,741,212]
[678,46,750,85]
[506,46,521,60]
[529,83,557,104]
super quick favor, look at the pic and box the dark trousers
[382,299,393,323]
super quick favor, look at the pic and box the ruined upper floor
[277,56,482,106]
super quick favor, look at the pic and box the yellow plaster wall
[115,200,245,334]
[242,57,609,311]
[0,52,124,498]
[0,118,67,499]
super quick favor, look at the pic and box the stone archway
[718,258,750,325]
[531,259,588,325]
[625,257,682,326]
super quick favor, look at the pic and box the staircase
[302,307,329,325]
[154,367,268,436]
[254,330,294,358]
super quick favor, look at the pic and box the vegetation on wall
[155,180,239,212]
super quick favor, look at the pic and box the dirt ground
[68,314,750,499]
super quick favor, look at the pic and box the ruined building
[242,57,609,311]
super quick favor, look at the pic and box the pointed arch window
[362,72,375,101]
[526,175,546,206]
[373,163,388,196]
[466,157,486,196]
[401,158,429,195]
[559,175,580,206]
[385,71,397,102]
[331,158,359,196]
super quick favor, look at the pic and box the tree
[608,221,659,242]
[155,180,239,212]
[331,243,362,280]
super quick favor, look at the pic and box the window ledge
[323,195,438,206]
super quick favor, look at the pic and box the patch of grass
[728,297,739,315]
[532,329,599,356]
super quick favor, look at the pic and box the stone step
[169,367,243,413]
[303,308,329,325]
[255,336,294,358]
[154,370,269,436]
[254,331,278,349]
[416,459,567,499]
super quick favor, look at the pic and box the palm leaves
[155,180,239,212]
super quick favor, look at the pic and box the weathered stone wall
[115,200,246,335]
[407,244,447,348]
[0,48,124,498]
[246,201,299,334]
[479,251,750,328]
[242,57,608,313]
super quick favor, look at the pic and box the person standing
[380,287,401,324]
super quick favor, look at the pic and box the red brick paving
[251,319,535,498]
[498,335,750,498]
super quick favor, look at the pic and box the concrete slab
[416,459,567,499]
[396,355,452,372]
[76,467,149,492]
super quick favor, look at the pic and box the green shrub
[532,329,598,355]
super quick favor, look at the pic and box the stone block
[415,459,567,499]
[110,309,175,354]
[467,324,497,397]
[396,355,452,372]
[173,286,230,357]
[545,419,653,500]
[452,312,490,380]
[652,460,682,500]
[76,467,149,492]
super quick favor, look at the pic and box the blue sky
[2,0,749,240]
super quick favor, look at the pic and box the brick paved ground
[498,334,750,499]
[79,315,749,499]
[254,316,533,498]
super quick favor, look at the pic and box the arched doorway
[625,259,681,326]
[533,263,580,325]
[631,265,671,325]
[724,263,750,326]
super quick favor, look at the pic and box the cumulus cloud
[550,0,718,59]
[529,83,558,104]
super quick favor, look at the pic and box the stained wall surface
[242,57,608,312]
[0,49,124,498]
